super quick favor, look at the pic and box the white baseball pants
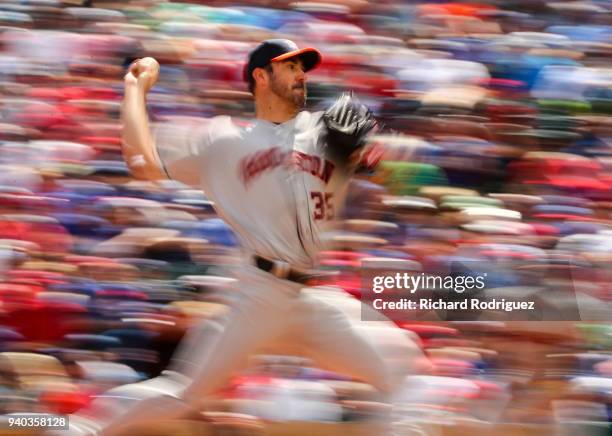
[74,264,422,435]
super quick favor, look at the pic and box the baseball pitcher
[72,39,424,436]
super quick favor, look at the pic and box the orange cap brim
[270,47,322,72]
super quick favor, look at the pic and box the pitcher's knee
[369,330,427,397]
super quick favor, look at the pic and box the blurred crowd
[0,0,611,434]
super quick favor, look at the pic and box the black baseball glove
[322,92,378,162]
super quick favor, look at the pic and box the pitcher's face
[268,58,306,108]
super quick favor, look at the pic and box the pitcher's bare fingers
[125,57,160,92]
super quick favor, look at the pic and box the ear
[253,67,269,88]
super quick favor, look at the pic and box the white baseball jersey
[155,111,353,268]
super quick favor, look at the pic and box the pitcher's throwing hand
[125,57,159,92]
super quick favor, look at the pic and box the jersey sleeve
[153,117,213,186]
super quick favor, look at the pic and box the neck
[254,93,299,124]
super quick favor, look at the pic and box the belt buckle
[271,260,291,279]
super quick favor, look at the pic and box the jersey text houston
[239,146,335,188]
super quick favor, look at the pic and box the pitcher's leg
[180,300,284,401]
[97,281,293,435]
[294,287,424,399]
[64,371,189,435]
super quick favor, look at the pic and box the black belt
[253,255,312,284]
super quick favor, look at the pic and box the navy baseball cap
[243,39,322,83]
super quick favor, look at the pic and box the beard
[270,78,306,108]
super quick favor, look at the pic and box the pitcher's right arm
[121,57,167,181]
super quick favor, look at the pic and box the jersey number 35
[310,191,334,221]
